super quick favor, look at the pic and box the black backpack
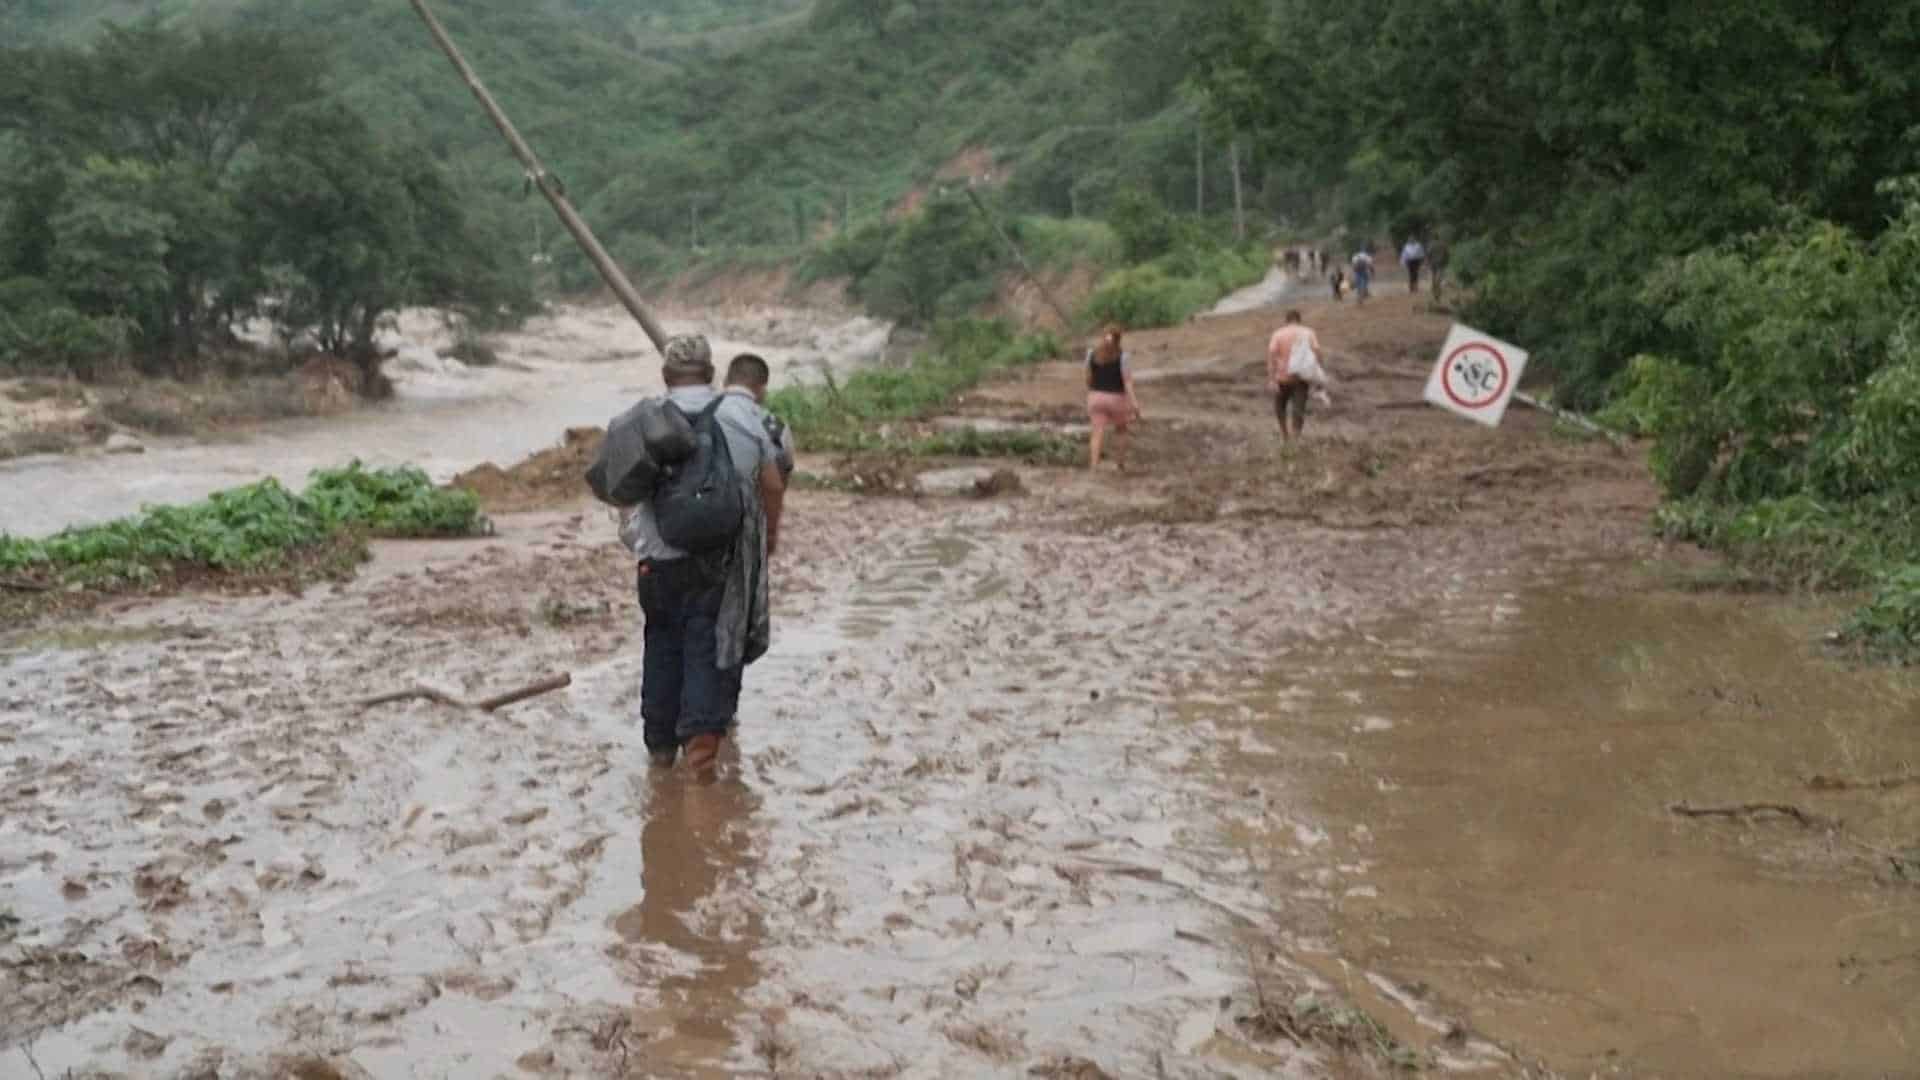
[653,398,746,552]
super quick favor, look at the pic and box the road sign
[1425,323,1528,427]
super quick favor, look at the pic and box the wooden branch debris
[1668,801,1837,829]
[1807,772,1920,794]
[0,578,54,593]
[356,672,572,713]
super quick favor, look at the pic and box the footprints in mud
[838,534,975,641]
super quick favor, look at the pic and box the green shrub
[766,317,1059,440]
[0,276,132,378]
[1824,349,1920,497]
[1107,189,1176,262]
[1018,216,1122,271]
[304,462,484,537]
[1843,565,1920,661]
[1082,241,1266,329]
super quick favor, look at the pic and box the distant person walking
[1428,236,1451,303]
[1401,237,1427,293]
[1350,248,1375,303]
[1267,309,1326,445]
[1329,266,1347,301]
[1085,323,1141,471]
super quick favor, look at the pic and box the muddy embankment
[3,292,1916,1077]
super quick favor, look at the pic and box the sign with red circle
[1424,324,1529,427]
[1440,342,1510,409]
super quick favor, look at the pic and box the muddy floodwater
[0,305,889,538]
[1209,579,1920,1075]
[5,295,1916,1076]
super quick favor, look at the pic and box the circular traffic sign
[1440,342,1510,410]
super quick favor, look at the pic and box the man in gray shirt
[723,352,795,479]
[620,334,786,771]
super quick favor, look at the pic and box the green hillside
[1,0,1224,291]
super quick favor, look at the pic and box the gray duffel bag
[585,399,696,506]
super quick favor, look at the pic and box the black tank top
[1088,350,1126,394]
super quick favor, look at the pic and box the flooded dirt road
[5,293,1915,1076]
[0,305,888,539]
[1209,583,1920,1076]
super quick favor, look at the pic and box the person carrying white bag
[1266,309,1331,444]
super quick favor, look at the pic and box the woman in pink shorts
[1086,323,1142,470]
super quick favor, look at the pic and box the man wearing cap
[620,335,786,771]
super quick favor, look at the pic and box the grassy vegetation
[767,317,1060,447]
[1655,494,1920,661]
[1593,192,1920,663]
[1082,245,1267,328]
[1019,217,1124,273]
[1080,193,1270,327]
[0,462,483,590]
[808,427,1084,465]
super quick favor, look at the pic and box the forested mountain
[1,0,1228,289]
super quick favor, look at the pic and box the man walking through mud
[621,335,785,771]
[1267,309,1326,445]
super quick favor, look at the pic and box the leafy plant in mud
[1841,565,1920,662]
[0,462,483,583]
[304,463,484,538]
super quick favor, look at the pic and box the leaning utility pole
[1194,126,1205,216]
[408,0,668,353]
[961,186,1075,331]
[1230,138,1246,242]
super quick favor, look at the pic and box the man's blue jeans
[637,557,742,753]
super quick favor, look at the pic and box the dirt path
[4,292,1915,1077]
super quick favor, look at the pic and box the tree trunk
[1194,126,1204,216]
[1230,138,1246,243]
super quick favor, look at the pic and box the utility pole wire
[408,0,669,353]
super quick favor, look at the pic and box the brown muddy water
[4,482,1915,1077]
[0,305,889,538]
[1207,579,1920,1076]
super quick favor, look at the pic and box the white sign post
[1425,323,1528,428]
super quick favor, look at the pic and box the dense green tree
[240,103,520,375]
[1187,0,1920,404]
[0,19,532,377]
[854,197,1006,326]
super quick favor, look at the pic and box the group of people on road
[626,226,1416,771]
[1326,234,1449,302]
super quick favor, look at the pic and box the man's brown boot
[681,733,723,770]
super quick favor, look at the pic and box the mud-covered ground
[6,293,1917,1077]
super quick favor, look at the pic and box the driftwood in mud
[1807,772,1920,794]
[0,578,53,593]
[356,672,572,713]
[1668,801,1836,829]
